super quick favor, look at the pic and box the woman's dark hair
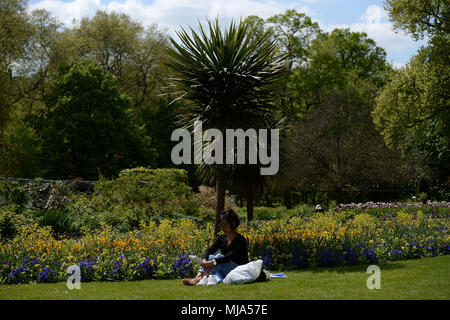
[220,207,240,230]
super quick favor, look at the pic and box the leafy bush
[0,207,19,239]
[1,180,78,237]
[63,167,215,232]
[0,180,27,207]
[194,207,215,223]
[92,167,195,214]
[31,209,80,236]
[0,179,74,213]
[117,167,192,202]
[0,206,32,239]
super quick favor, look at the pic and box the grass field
[1,255,449,300]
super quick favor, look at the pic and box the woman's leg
[212,261,238,283]
[182,254,215,285]
[208,254,238,283]
[182,271,205,286]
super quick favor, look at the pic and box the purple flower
[263,248,273,267]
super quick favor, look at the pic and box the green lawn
[1,255,449,300]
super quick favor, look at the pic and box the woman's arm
[202,235,222,260]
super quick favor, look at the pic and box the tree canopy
[26,61,156,179]
[373,0,450,195]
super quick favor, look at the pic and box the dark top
[203,233,249,265]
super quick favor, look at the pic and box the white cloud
[391,61,405,69]
[28,1,421,64]
[323,5,425,64]
[29,0,103,25]
[29,0,311,37]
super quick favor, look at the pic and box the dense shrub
[0,179,74,210]
[113,167,192,202]
[62,168,206,232]
[30,209,80,236]
[0,206,32,239]
[0,168,217,234]
[76,204,153,234]
[0,180,27,207]
[91,167,196,213]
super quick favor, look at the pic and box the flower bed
[243,211,449,270]
[336,201,450,217]
[0,209,449,285]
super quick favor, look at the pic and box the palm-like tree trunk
[214,164,227,237]
[284,187,292,209]
[335,185,343,205]
[245,185,254,222]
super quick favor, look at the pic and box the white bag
[223,259,263,284]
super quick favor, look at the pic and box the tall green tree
[164,18,287,234]
[279,29,411,203]
[0,8,73,178]
[384,0,448,40]
[290,28,390,115]
[289,72,415,203]
[69,10,169,111]
[14,9,62,112]
[267,9,321,67]
[242,15,268,41]
[0,0,30,70]
[137,97,181,168]
[373,0,449,196]
[0,0,31,132]
[245,10,321,119]
[26,60,156,180]
[0,0,34,176]
[238,10,320,214]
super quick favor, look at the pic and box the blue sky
[28,0,426,67]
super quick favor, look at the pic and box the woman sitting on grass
[182,208,249,285]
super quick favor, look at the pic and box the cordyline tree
[164,18,287,237]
